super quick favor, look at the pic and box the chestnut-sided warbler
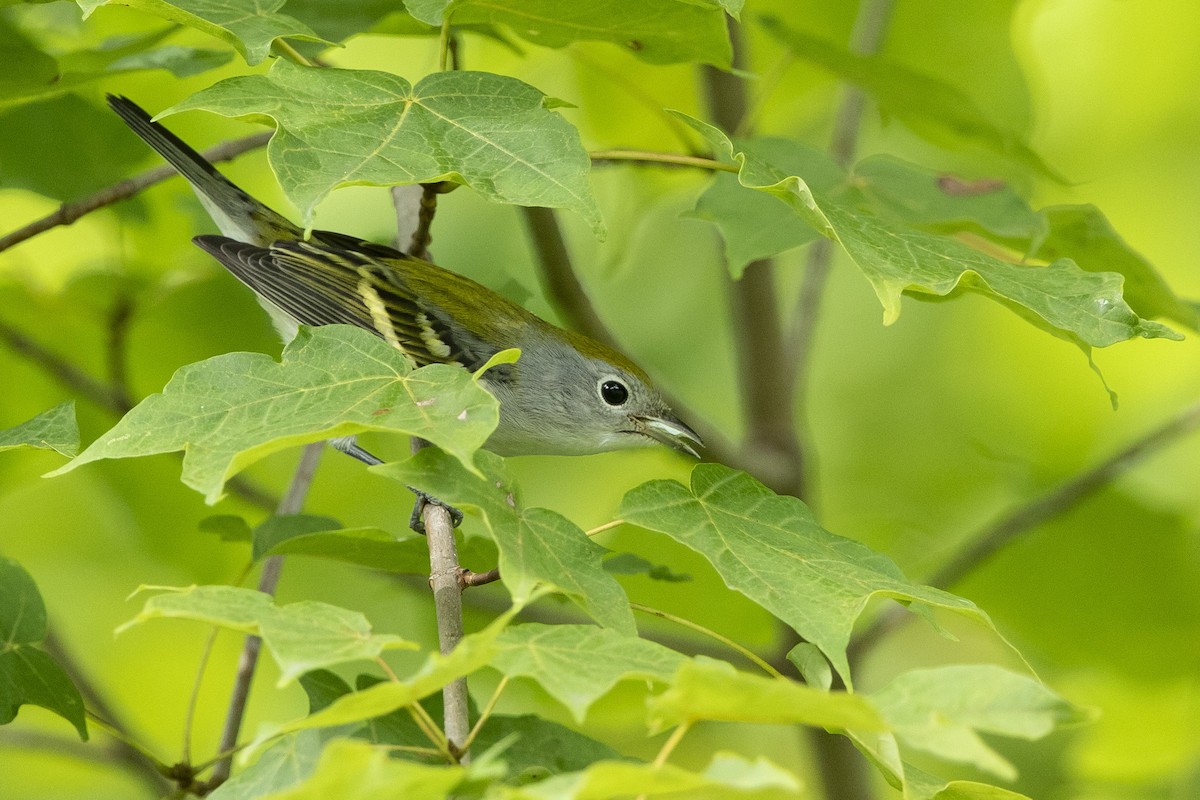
[107,95,702,464]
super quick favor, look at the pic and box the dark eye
[599,379,629,406]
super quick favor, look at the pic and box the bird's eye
[599,379,629,406]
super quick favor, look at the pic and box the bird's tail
[107,94,301,245]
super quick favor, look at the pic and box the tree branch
[701,30,803,499]
[412,439,472,761]
[849,397,1200,663]
[0,132,271,255]
[205,442,324,790]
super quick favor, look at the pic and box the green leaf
[473,714,626,778]
[492,624,686,722]
[496,752,802,799]
[0,559,87,739]
[253,605,525,747]
[1034,204,1199,329]
[254,516,501,575]
[106,45,234,77]
[904,765,1033,800]
[680,118,1181,351]
[786,642,832,692]
[208,732,323,800]
[621,464,994,687]
[411,0,731,67]
[822,201,1181,346]
[870,665,1091,781]
[0,402,78,457]
[167,60,603,234]
[852,155,1046,242]
[0,95,150,200]
[282,0,403,43]
[648,659,884,732]
[123,585,417,685]
[689,137,842,277]
[258,739,465,799]
[672,112,834,239]
[80,0,329,65]
[759,16,1059,180]
[376,449,636,634]
[50,325,499,503]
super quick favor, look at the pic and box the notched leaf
[49,325,498,503]
[166,61,603,235]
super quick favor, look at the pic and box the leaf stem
[653,720,691,767]
[181,628,221,763]
[589,149,738,173]
[459,675,509,753]
[438,19,452,71]
[272,38,313,67]
[630,603,782,678]
[407,703,455,762]
[584,519,624,537]
[375,655,401,683]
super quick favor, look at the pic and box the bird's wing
[193,236,496,370]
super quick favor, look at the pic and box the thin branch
[849,397,1200,663]
[519,205,622,351]
[416,437,472,761]
[407,183,453,260]
[459,566,501,588]
[205,442,324,790]
[701,29,803,500]
[459,675,509,753]
[0,318,132,414]
[0,315,279,511]
[0,132,271,255]
[783,0,897,402]
[37,631,169,795]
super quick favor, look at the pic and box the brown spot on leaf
[937,174,1006,197]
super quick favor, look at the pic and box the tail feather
[107,94,300,245]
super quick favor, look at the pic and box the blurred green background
[1,0,1198,798]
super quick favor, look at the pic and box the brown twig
[701,32,803,501]
[0,133,271,255]
[459,566,501,588]
[412,439,472,761]
[849,397,1200,664]
[407,182,453,260]
[204,442,324,791]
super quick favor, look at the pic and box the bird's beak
[633,413,704,458]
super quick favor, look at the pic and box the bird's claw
[408,487,463,534]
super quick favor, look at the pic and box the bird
[106,95,701,527]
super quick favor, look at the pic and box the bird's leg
[326,436,463,534]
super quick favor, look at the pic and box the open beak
[632,413,704,458]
